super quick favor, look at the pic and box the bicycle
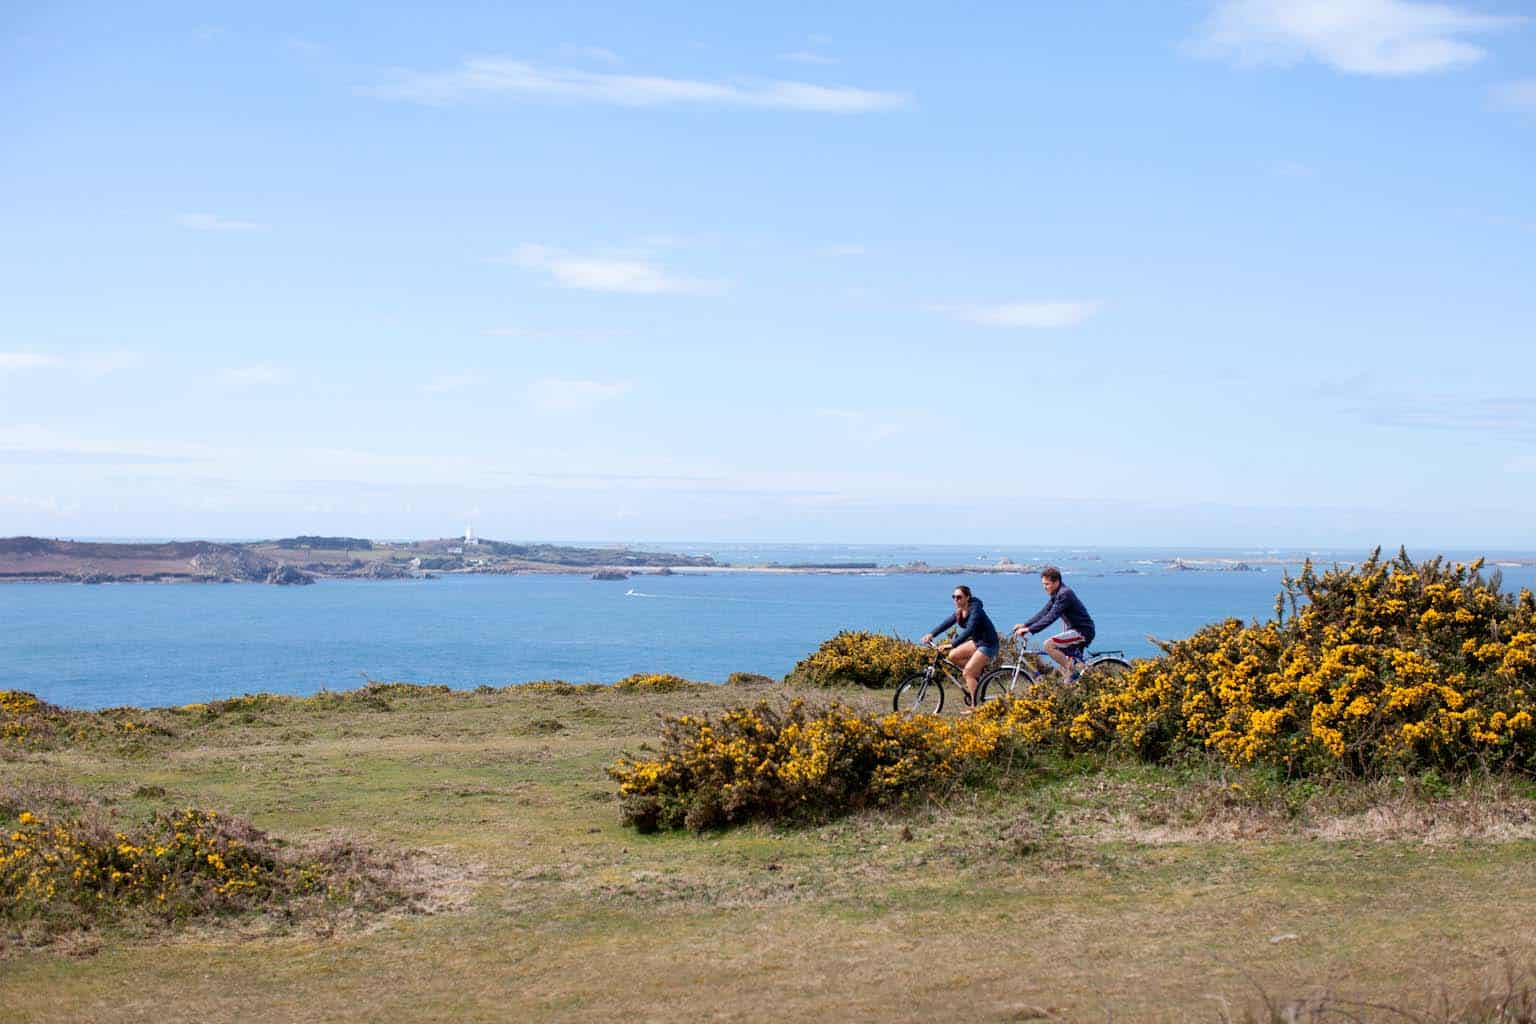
[976,636,1131,703]
[892,641,980,715]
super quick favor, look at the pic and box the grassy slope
[7,684,1536,1023]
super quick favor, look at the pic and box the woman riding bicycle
[920,585,998,706]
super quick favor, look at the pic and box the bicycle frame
[983,637,1128,699]
[893,642,976,714]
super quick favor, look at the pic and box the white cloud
[176,213,269,232]
[0,424,212,464]
[527,378,632,413]
[1192,0,1524,76]
[558,44,622,64]
[0,493,79,516]
[511,243,721,295]
[1491,79,1536,111]
[926,301,1101,329]
[779,50,840,65]
[217,364,284,386]
[1268,159,1318,179]
[0,350,143,375]
[1355,394,1536,439]
[421,372,479,395]
[816,409,900,443]
[368,58,908,112]
[0,353,55,370]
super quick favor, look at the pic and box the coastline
[0,556,1313,584]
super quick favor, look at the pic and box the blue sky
[3,1,1534,548]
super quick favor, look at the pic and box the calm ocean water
[8,545,1535,710]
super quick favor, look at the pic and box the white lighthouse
[464,525,479,546]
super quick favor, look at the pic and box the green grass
[5,681,1536,1022]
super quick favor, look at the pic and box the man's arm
[1021,594,1063,635]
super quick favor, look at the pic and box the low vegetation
[6,550,1536,1021]
[783,629,928,688]
[2,788,422,948]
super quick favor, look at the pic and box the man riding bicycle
[920,584,998,707]
[1012,566,1095,683]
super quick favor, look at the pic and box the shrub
[1070,549,1536,775]
[725,672,776,687]
[784,631,927,689]
[608,696,1054,832]
[1,691,163,751]
[1,800,420,946]
[613,673,703,693]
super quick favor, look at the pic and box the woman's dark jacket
[929,597,1000,650]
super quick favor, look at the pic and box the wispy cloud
[0,424,210,465]
[779,50,840,65]
[816,408,900,443]
[1191,0,1524,76]
[0,353,55,371]
[510,243,721,295]
[526,378,632,413]
[1354,394,1536,439]
[558,44,621,64]
[1268,159,1318,179]
[1491,79,1536,112]
[216,364,284,386]
[367,58,908,112]
[484,326,627,342]
[0,350,143,375]
[176,212,269,232]
[421,372,479,395]
[925,301,1101,329]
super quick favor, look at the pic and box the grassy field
[6,681,1536,1022]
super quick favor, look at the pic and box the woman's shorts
[975,643,999,659]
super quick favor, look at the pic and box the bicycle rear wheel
[977,665,1022,703]
[1083,657,1131,684]
[894,673,944,715]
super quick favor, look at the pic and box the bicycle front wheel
[894,673,944,715]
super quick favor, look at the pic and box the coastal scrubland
[5,551,1536,1021]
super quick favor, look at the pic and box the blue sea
[7,544,1535,710]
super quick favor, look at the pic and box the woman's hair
[953,584,973,599]
[1040,567,1062,583]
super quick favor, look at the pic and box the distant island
[0,535,717,585]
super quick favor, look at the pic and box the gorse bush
[784,630,927,689]
[1068,550,1536,774]
[1,691,161,751]
[612,673,703,693]
[2,800,418,945]
[608,696,1057,832]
